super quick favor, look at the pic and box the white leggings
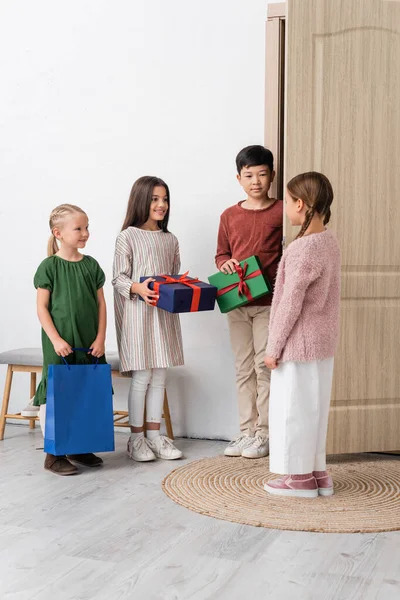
[128,368,167,427]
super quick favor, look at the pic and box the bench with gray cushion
[0,348,173,440]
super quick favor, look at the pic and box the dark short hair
[235,145,274,174]
[122,176,170,232]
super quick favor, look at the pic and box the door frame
[265,2,286,203]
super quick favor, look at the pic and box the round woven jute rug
[162,454,400,533]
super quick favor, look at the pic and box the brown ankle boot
[44,454,79,476]
[67,453,103,467]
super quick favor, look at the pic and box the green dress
[33,255,106,406]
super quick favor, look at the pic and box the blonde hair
[287,172,334,239]
[47,204,87,256]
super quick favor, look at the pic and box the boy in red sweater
[215,145,283,458]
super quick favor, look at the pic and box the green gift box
[208,255,271,313]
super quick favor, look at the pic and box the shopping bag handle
[61,348,100,369]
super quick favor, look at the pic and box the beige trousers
[227,305,271,436]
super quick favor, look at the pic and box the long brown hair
[287,171,333,239]
[121,176,170,232]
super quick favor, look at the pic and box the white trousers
[269,358,334,475]
[128,368,167,427]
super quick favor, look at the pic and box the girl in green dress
[34,204,107,476]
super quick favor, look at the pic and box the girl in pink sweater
[264,172,341,499]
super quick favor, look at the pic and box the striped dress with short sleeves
[112,227,184,373]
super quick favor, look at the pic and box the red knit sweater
[215,200,283,306]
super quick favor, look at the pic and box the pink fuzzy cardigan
[266,229,341,363]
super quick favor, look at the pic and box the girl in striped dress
[112,176,184,462]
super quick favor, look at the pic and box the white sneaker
[127,433,156,462]
[241,433,269,458]
[224,434,255,457]
[147,435,183,460]
[21,399,39,417]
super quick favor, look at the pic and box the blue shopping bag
[44,349,115,456]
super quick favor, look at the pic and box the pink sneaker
[313,471,334,496]
[264,475,318,498]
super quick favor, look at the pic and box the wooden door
[282,0,400,453]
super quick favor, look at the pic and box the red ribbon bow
[152,272,201,311]
[217,262,261,302]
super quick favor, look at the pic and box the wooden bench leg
[0,365,13,441]
[29,372,37,430]
[163,390,174,440]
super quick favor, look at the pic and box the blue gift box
[139,274,217,313]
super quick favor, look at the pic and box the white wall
[0,0,276,440]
